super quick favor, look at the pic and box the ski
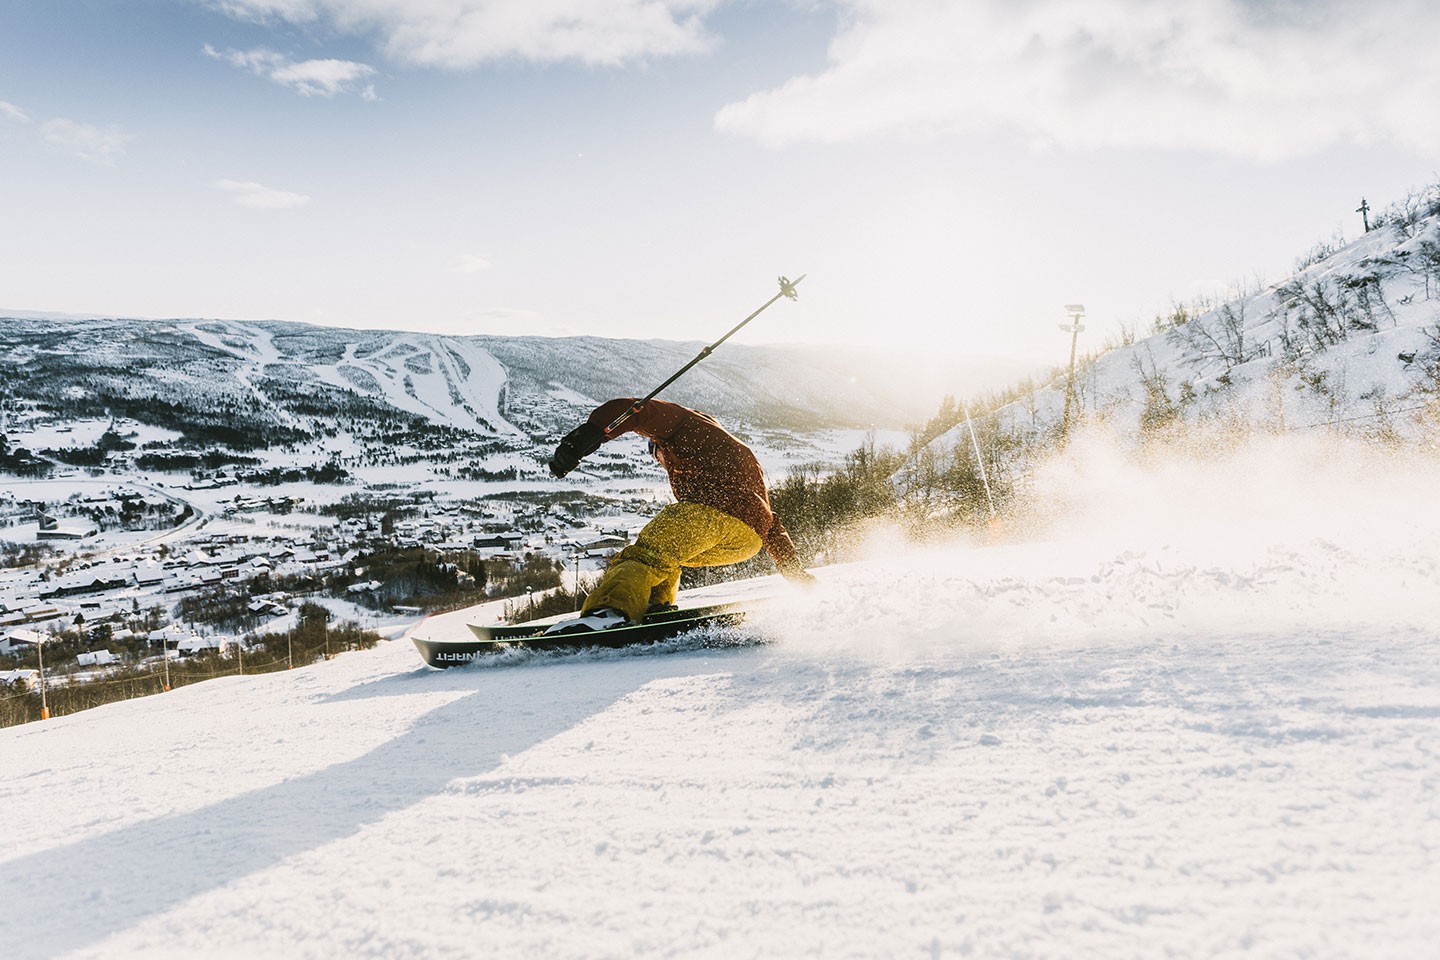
[412,600,759,668]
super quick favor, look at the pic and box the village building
[0,627,49,657]
[35,513,97,541]
[0,668,39,690]
[176,635,229,657]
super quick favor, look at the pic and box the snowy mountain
[0,315,1026,448]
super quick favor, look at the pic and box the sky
[1,0,1438,369]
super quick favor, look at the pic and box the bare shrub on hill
[1167,301,1265,375]
[1132,352,1182,435]
[1149,279,1265,342]
[1343,273,1398,328]
[916,422,1015,529]
[1112,318,1141,348]
[1274,273,1396,358]
[769,398,1030,555]
[1410,239,1440,300]
[1293,230,1347,272]
[1150,302,1197,336]
[1378,192,1427,239]
[768,439,907,565]
[1414,324,1440,424]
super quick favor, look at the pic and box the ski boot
[542,607,631,636]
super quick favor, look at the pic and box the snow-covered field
[2,433,1437,959]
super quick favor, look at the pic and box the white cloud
[3,103,131,164]
[204,44,377,97]
[199,0,720,67]
[216,179,313,210]
[449,254,493,273]
[270,57,377,97]
[715,0,1440,161]
[205,0,323,22]
[0,100,31,123]
[40,118,132,165]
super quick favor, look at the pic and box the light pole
[574,548,582,610]
[1060,304,1086,431]
[35,635,50,720]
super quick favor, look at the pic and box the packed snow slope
[2,433,1437,959]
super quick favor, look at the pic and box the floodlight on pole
[1060,304,1086,431]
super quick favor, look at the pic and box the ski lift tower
[1060,304,1086,431]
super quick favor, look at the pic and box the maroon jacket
[586,398,802,570]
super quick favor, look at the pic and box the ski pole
[602,274,806,437]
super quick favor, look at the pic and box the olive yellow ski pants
[581,502,762,624]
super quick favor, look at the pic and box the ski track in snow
[2,494,1438,958]
[182,321,302,429]
[329,334,511,435]
[182,322,516,436]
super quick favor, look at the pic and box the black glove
[549,422,605,477]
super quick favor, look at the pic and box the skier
[546,397,816,632]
